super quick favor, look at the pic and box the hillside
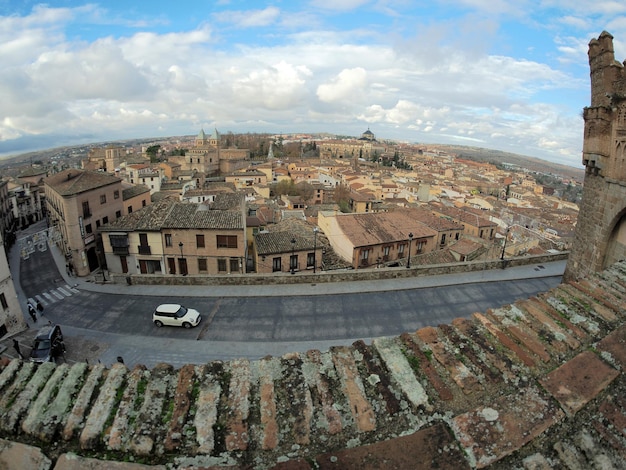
[424,144,585,182]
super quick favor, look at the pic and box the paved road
[7,222,565,368]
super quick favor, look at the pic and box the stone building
[168,129,251,177]
[44,169,150,277]
[99,195,246,276]
[566,31,626,280]
[0,232,24,337]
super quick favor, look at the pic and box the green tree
[146,145,161,163]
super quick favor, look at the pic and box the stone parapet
[113,253,568,287]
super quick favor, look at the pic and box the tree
[146,145,161,163]
[334,183,352,212]
[296,181,315,203]
[272,180,297,196]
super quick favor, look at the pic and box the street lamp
[500,226,510,262]
[407,232,413,269]
[291,237,296,274]
[313,227,319,273]
[178,241,185,275]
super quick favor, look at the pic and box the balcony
[138,245,151,255]
[112,246,129,255]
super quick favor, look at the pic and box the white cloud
[213,6,281,28]
[317,67,368,103]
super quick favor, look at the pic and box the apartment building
[100,195,246,276]
[318,210,437,269]
[0,232,25,338]
[254,231,322,274]
[44,169,127,277]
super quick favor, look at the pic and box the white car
[153,304,202,328]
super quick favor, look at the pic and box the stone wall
[565,31,626,281]
[114,252,568,287]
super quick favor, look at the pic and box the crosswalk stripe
[43,292,55,302]
[57,287,71,296]
[51,290,64,300]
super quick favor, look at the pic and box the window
[398,243,405,257]
[114,190,120,199]
[383,245,391,261]
[198,258,207,272]
[138,233,150,255]
[85,224,93,234]
[216,235,237,248]
[441,234,446,245]
[100,194,106,204]
[230,258,240,273]
[455,232,460,240]
[116,210,122,219]
[128,206,133,214]
[165,234,172,247]
[142,199,146,207]
[109,235,129,254]
[0,293,7,310]
[272,257,281,272]
[196,234,205,248]
[416,240,426,253]
[82,201,91,218]
[103,216,109,225]
[217,259,227,272]
[360,249,370,266]
[96,220,101,228]
[307,252,315,267]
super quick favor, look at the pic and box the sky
[1,2,626,168]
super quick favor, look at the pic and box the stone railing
[112,252,569,286]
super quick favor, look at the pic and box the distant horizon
[0,129,585,173]
[2,3,623,169]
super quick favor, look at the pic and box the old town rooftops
[99,197,244,232]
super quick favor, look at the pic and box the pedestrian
[28,303,37,322]
[36,300,44,312]
[12,339,23,359]
[66,263,70,276]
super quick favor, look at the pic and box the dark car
[30,324,65,363]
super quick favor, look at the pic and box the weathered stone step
[193,364,222,455]
[224,358,251,451]
[399,332,454,402]
[302,349,343,436]
[79,362,127,450]
[129,363,175,456]
[279,352,313,447]
[106,365,146,451]
[487,307,551,364]
[331,345,376,432]
[3,361,56,434]
[62,363,105,442]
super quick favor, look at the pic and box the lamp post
[407,232,413,269]
[313,227,319,273]
[500,226,510,262]
[291,237,296,274]
[179,241,185,275]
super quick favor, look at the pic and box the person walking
[12,339,23,359]
[28,303,37,322]
[36,300,44,313]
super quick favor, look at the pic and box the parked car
[30,324,65,363]
[153,304,201,328]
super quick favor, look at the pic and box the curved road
[15,239,564,366]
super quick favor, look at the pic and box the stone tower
[565,31,626,280]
